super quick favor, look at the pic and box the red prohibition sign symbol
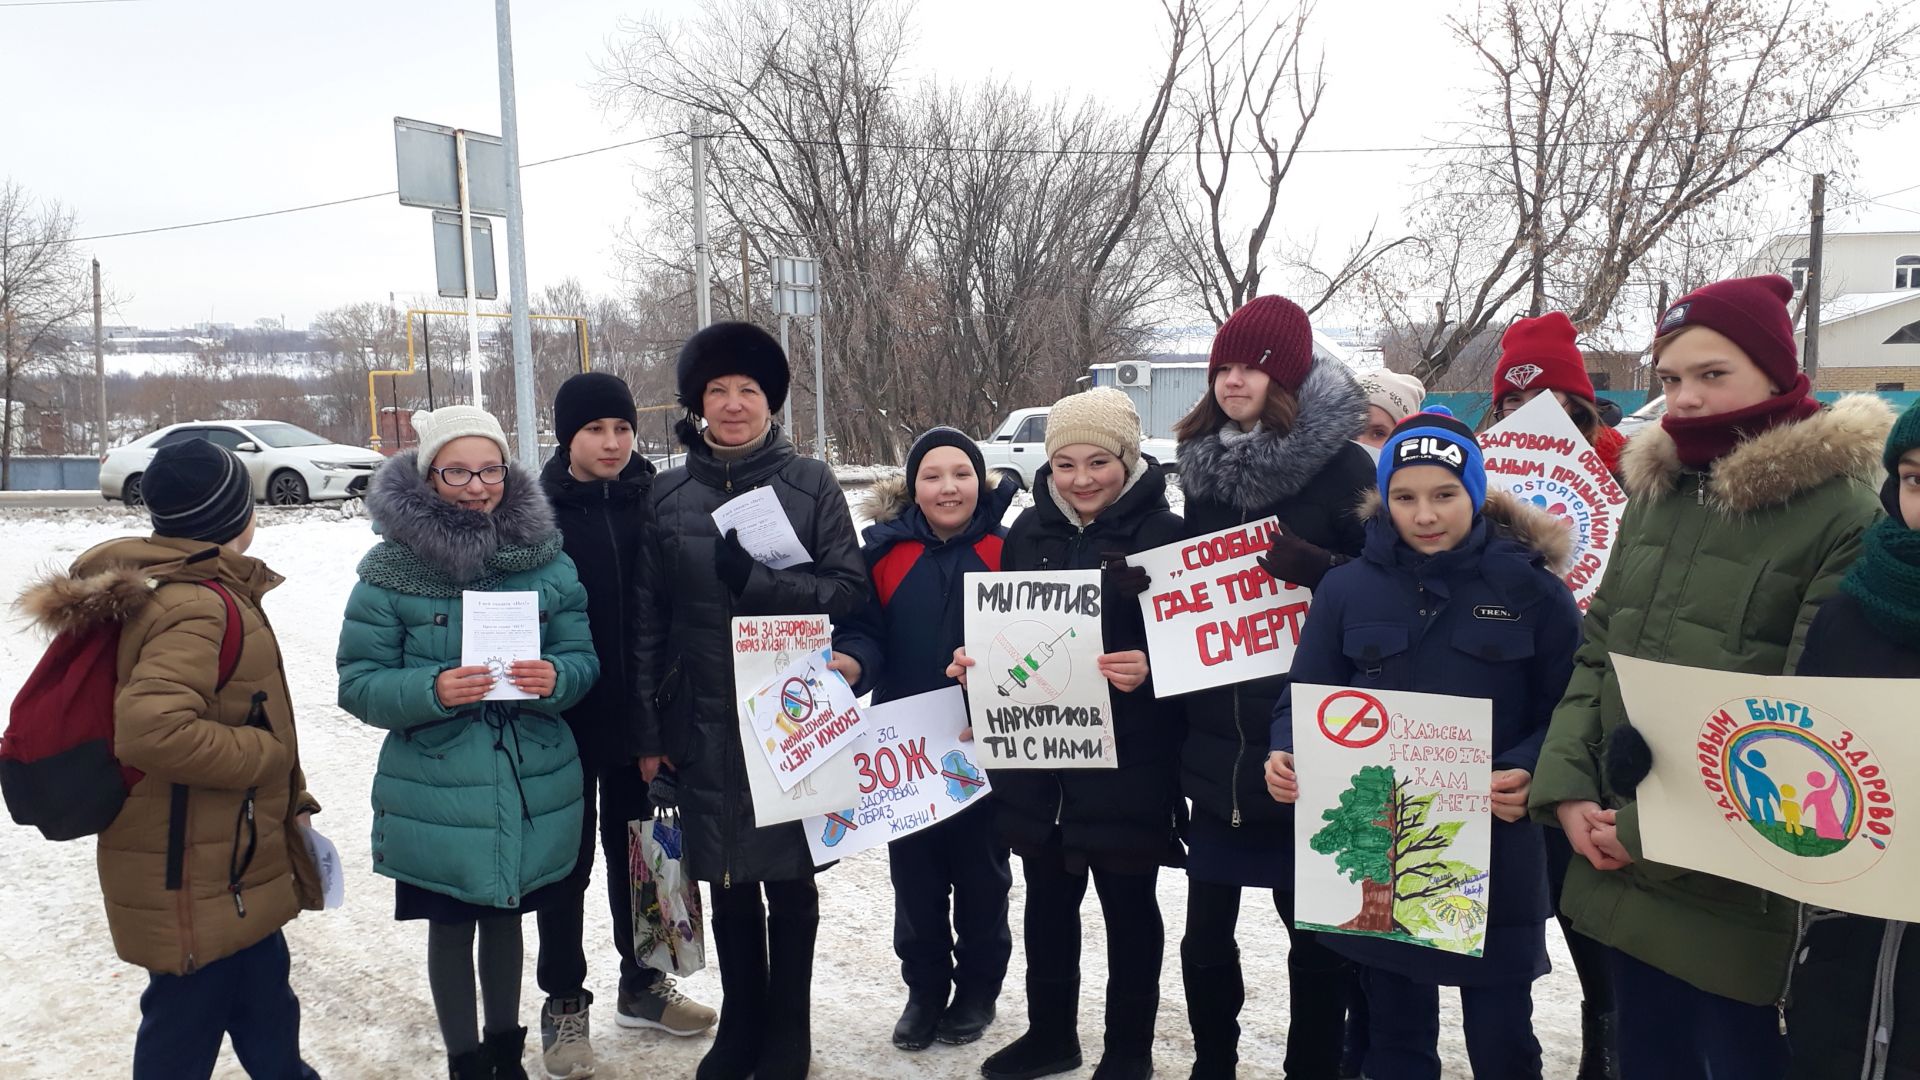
[1318,690,1389,748]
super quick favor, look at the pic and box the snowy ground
[0,498,1583,1079]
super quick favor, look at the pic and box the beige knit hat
[413,405,511,477]
[1045,388,1142,470]
[1359,370,1427,426]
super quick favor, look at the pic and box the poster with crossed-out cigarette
[962,570,1116,770]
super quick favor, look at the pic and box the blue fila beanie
[1377,406,1487,510]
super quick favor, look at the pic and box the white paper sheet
[300,825,346,910]
[461,590,541,701]
[711,486,811,570]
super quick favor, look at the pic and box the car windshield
[243,422,330,448]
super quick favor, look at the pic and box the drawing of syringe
[996,627,1078,697]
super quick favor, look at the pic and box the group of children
[28,271,1917,1080]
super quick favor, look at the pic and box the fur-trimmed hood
[1621,394,1894,513]
[366,450,559,584]
[1175,352,1368,512]
[17,536,278,636]
[1357,487,1576,576]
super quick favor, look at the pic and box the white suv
[101,421,387,507]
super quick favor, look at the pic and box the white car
[1615,396,1667,438]
[101,420,387,507]
[977,406,1180,490]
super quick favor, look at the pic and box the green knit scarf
[1840,516,1920,649]
[357,534,563,598]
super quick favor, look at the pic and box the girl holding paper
[1478,312,1629,479]
[830,427,1020,1053]
[948,387,1187,1080]
[1527,276,1891,1078]
[1268,407,1584,1079]
[337,405,599,1080]
[634,322,868,1080]
[1171,293,1378,1077]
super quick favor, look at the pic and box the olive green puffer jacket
[1530,394,1892,1006]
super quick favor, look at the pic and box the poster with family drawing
[1291,683,1495,956]
[1612,655,1915,921]
[962,570,1116,769]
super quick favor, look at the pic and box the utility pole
[457,130,485,408]
[741,233,751,319]
[1805,173,1826,387]
[495,0,537,466]
[92,258,106,454]
[691,131,713,330]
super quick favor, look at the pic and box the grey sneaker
[616,977,718,1036]
[539,996,595,1080]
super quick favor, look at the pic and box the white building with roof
[1741,230,1920,390]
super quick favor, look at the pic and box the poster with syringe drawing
[962,570,1117,770]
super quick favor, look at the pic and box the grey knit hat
[413,406,510,477]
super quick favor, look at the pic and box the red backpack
[1,580,244,841]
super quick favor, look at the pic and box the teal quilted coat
[336,453,598,909]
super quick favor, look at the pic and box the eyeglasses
[431,465,509,486]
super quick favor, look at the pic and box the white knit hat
[1359,370,1427,426]
[1045,388,1142,470]
[413,405,511,477]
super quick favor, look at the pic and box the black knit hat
[676,322,790,413]
[904,427,986,500]
[553,372,638,452]
[145,439,254,544]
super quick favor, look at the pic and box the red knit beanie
[1655,275,1799,390]
[1492,312,1596,404]
[1209,295,1315,393]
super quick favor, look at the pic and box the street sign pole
[691,132,713,330]
[779,314,792,432]
[812,311,827,461]
[495,0,538,466]
[456,130,484,408]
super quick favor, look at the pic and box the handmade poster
[802,686,992,865]
[1291,683,1495,956]
[1612,655,1915,921]
[731,616,860,824]
[1476,392,1629,612]
[742,647,868,792]
[711,486,811,569]
[460,590,541,700]
[963,570,1117,770]
[1132,517,1311,697]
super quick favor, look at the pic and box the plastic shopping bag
[630,809,706,977]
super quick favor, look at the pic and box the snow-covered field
[0,500,1583,1078]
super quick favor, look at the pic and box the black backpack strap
[164,783,189,890]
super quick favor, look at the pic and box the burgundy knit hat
[1209,295,1315,393]
[1493,312,1597,404]
[1655,275,1799,390]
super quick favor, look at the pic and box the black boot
[1183,949,1244,1080]
[698,891,769,1080]
[980,977,1082,1080]
[1577,1002,1618,1080]
[447,1048,488,1080]
[1338,979,1369,1079]
[757,881,820,1080]
[894,990,948,1052]
[1092,987,1158,1080]
[480,1026,529,1080]
[936,983,1000,1046]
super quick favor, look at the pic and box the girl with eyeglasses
[338,405,600,1080]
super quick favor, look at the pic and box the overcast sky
[2,0,1913,332]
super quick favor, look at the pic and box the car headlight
[311,461,358,471]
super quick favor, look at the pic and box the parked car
[977,406,1180,490]
[1615,396,1667,438]
[101,420,386,507]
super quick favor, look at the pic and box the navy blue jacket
[1274,490,1582,986]
[834,471,1019,703]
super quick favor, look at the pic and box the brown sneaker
[615,977,718,1037]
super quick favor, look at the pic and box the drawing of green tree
[1310,764,1483,939]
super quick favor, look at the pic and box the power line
[0,0,146,7]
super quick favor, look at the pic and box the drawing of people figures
[1799,771,1848,841]
[1733,749,1782,825]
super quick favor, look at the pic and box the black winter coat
[539,448,656,769]
[634,426,868,884]
[1173,353,1376,844]
[1785,590,1920,1080]
[1275,490,1582,986]
[991,460,1188,864]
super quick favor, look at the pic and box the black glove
[1256,527,1341,589]
[648,768,680,810]
[1602,724,1653,798]
[1101,550,1151,598]
[715,529,754,596]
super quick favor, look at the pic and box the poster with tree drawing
[1291,683,1494,955]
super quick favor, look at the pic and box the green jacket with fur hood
[336,452,597,909]
[1529,394,1893,1005]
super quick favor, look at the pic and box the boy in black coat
[534,373,714,1079]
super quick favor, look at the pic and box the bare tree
[0,180,92,485]
[1372,0,1917,383]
